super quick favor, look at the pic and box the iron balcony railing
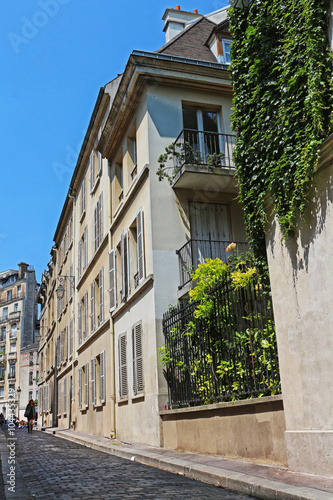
[177,239,249,289]
[172,129,236,174]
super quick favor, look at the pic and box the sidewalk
[41,427,333,500]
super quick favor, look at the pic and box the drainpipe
[68,188,76,430]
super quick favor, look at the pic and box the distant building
[20,343,39,420]
[0,263,38,420]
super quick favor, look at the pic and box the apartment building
[38,5,247,445]
[0,263,38,419]
[20,343,39,420]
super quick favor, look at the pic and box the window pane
[202,111,218,133]
[182,108,198,130]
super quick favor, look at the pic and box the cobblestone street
[0,429,254,499]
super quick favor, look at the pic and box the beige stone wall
[265,137,333,476]
[161,396,287,466]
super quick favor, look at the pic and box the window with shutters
[78,367,82,409]
[77,301,82,346]
[91,357,96,406]
[84,363,89,408]
[129,208,145,290]
[90,149,102,194]
[95,350,106,405]
[115,150,124,207]
[90,267,104,332]
[69,265,74,299]
[128,123,137,184]
[109,250,116,312]
[83,225,88,272]
[132,322,144,395]
[83,292,88,340]
[79,364,89,409]
[94,192,104,252]
[80,175,86,219]
[120,231,129,302]
[118,334,128,399]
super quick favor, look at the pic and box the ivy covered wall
[229,0,333,280]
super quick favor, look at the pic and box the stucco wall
[265,138,333,476]
[161,396,287,466]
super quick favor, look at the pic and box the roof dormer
[162,6,201,43]
[206,20,232,65]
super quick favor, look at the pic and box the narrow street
[0,428,254,499]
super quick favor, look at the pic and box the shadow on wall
[266,163,333,281]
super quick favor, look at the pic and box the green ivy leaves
[229,0,333,277]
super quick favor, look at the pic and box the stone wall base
[285,430,333,477]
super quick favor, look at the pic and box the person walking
[24,399,36,433]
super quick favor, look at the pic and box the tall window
[94,193,104,252]
[182,106,222,164]
[80,176,86,217]
[0,327,6,342]
[2,308,8,320]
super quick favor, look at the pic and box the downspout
[68,188,76,430]
[108,168,116,439]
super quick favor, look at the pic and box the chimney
[18,262,28,279]
[162,7,201,43]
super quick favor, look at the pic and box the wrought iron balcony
[172,129,236,179]
[177,239,249,289]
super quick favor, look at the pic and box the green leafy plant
[157,141,225,183]
[229,0,333,279]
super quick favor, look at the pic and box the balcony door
[189,202,232,267]
[182,107,222,163]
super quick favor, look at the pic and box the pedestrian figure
[24,399,36,433]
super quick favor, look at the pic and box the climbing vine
[229,0,333,278]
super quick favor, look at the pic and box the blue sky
[0,0,229,283]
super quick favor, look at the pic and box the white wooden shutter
[60,330,64,363]
[78,368,82,409]
[94,205,98,251]
[136,208,145,282]
[99,192,103,244]
[78,240,82,280]
[132,322,144,395]
[64,326,68,361]
[70,318,73,356]
[121,231,129,300]
[109,249,116,312]
[98,151,102,176]
[84,292,88,340]
[58,381,61,414]
[100,350,105,404]
[65,272,68,304]
[99,267,104,324]
[118,334,127,398]
[90,281,95,332]
[64,377,67,413]
[91,357,96,406]
[90,151,94,192]
[78,301,82,346]
[49,382,52,412]
[82,176,86,212]
[84,225,88,271]
[84,363,89,408]
[70,264,74,298]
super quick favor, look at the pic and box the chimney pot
[193,8,198,13]
[175,5,180,10]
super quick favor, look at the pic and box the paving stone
[1,429,254,499]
